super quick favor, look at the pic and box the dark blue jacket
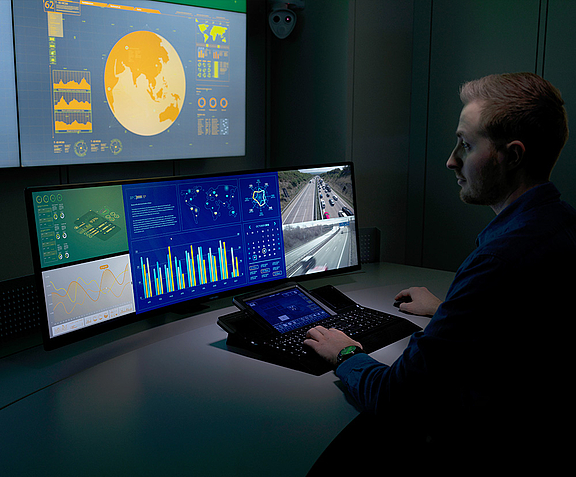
[336,182,576,449]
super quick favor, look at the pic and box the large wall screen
[0,0,19,167]
[13,0,246,166]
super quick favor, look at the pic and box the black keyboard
[260,305,418,361]
[221,300,422,375]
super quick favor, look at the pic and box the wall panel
[543,0,576,210]
[420,0,541,271]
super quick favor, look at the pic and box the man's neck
[490,182,545,215]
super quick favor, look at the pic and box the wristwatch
[336,345,365,367]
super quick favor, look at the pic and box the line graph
[53,71,91,91]
[42,254,135,335]
[51,263,131,315]
[54,95,92,111]
[52,70,93,133]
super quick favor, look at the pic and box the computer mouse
[393,296,412,308]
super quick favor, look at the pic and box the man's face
[446,101,508,207]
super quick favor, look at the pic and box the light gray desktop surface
[0,263,454,476]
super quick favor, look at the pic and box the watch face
[340,345,357,356]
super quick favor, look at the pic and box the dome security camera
[269,8,297,39]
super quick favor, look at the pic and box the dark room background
[2,0,575,282]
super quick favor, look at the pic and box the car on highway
[300,255,318,273]
[341,206,353,216]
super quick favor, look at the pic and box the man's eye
[461,140,470,150]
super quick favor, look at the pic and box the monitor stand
[164,301,211,318]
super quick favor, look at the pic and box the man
[304,73,576,471]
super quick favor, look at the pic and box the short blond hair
[460,72,568,181]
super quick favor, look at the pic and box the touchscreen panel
[244,287,332,334]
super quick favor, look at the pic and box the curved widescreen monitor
[13,0,246,166]
[26,162,361,349]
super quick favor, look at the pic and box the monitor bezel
[25,161,361,350]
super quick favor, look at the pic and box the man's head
[459,72,568,182]
[447,73,568,212]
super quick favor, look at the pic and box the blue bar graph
[140,240,241,299]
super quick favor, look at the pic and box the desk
[0,263,454,476]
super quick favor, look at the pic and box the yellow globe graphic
[104,31,185,136]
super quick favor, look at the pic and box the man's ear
[505,140,526,170]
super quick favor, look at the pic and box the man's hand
[394,286,442,316]
[304,326,362,368]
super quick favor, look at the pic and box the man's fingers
[306,325,327,339]
[394,289,410,301]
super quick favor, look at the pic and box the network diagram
[244,178,278,217]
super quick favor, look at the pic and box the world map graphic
[104,31,185,136]
[182,185,238,224]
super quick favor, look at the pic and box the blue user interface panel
[29,163,358,344]
[123,171,285,313]
[245,287,332,334]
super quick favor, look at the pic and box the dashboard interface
[27,163,359,346]
[0,0,19,167]
[13,0,246,166]
[244,287,333,334]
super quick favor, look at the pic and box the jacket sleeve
[334,252,508,415]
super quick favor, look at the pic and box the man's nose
[446,148,459,170]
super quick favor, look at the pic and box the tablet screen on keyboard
[244,286,333,334]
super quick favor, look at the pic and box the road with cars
[281,179,317,224]
[317,179,354,221]
[285,224,357,277]
[282,177,355,224]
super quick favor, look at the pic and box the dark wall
[407,0,576,271]
[267,0,415,263]
[266,2,350,167]
[268,0,576,271]
[544,0,576,211]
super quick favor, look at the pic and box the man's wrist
[335,345,365,368]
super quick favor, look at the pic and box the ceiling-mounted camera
[268,1,305,39]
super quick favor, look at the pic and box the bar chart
[138,239,242,300]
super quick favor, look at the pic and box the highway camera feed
[279,165,358,277]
